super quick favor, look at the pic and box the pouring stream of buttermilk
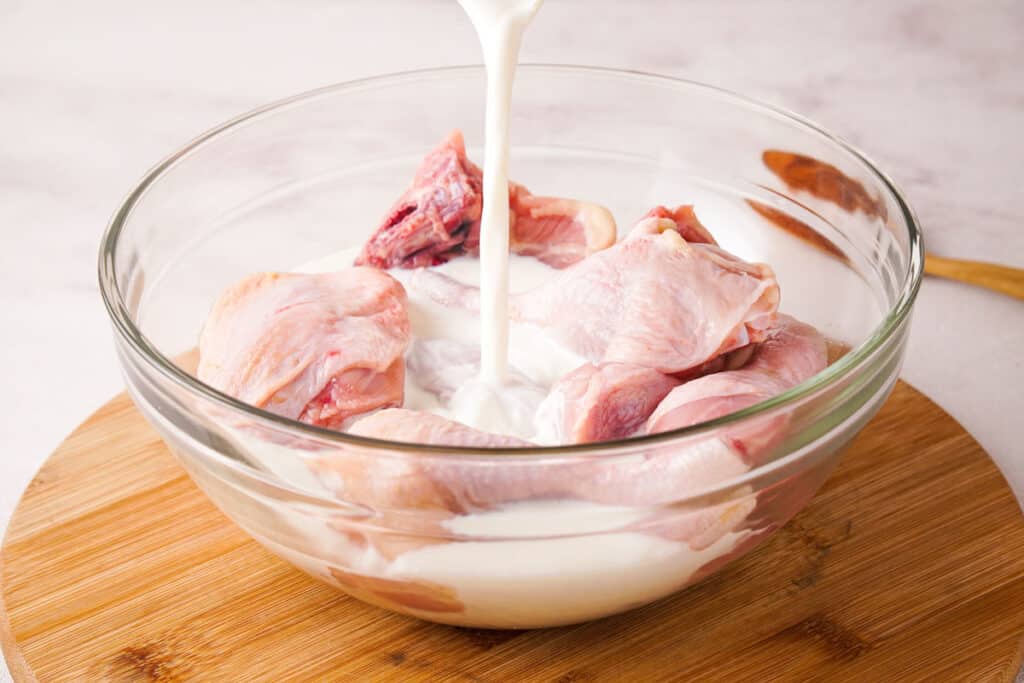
[458,0,542,386]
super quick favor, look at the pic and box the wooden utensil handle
[925,254,1024,301]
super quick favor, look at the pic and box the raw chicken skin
[355,130,615,269]
[539,363,680,444]
[643,205,717,246]
[349,408,532,448]
[647,314,828,461]
[316,406,752,552]
[315,409,538,513]
[310,316,823,554]
[509,183,617,268]
[198,268,410,429]
[511,217,780,374]
[322,407,737,510]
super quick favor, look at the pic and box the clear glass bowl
[98,66,922,629]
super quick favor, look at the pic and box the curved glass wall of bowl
[100,67,922,628]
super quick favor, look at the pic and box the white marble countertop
[1,0,1022,678]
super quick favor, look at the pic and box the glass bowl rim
[98,63,924,462]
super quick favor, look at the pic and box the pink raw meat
[198,268,410,429]
[509,183,617,268]
[511,216,780,374]
[541,363,680,444]
[349,408,532,448]
[315,409,544,513]
[648,314,827,461]
[356,131,484,269]
[313,408,754,551]
[330,413,752,551]
[643,205,717,245]
[575,434,756,551]
[321,407,739,511]
[355,130,615,269]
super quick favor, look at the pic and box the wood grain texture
[2,382,1023,682]
[925,253,1024,301]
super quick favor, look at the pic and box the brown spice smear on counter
[747,200,851,265]
[762,150,887,219]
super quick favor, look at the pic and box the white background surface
[1,0,1022,678]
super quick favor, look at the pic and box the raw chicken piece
[324,408,740,509]
[325,418,751,552]
[314,409,543,513]
[198,268,410,429]
[511,217,780,374]
[641,487,757,551]
[355,130,615,269]
[356,131,483,269]
[647,314,827,461]
[643,205,717,245]
[349,408,532,448]
[573,434,756,552]
[509,183,616,268]
[538,363,680,444]
[313,406,754,551]
[675,343,757,382]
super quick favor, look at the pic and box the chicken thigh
[317,405,752,553]
[355,130,615,269]
[648,314,828,461]
[315,409,542,513]
[511,216,780,374]
[349,408,532,448]
[198,268,410,429]
[508,183,617,268]
[537,363,680,444]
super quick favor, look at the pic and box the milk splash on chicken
[458,0,542,386]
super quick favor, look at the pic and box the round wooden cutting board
[2,381,1023,682]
